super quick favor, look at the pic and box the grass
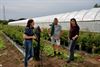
[40,39,85,62]
[0,38,4,49]
[0,31,5,49]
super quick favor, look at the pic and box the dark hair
[54,18,58,20]
[70,18,80,30]
[26,19,34,28]
[54,18,58,22]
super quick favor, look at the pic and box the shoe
[36,57,40,61]
[66,60,71,63]
[28,58,33,62]
[22,59,24,62]
[54,51,56,56]
[58,52,61,55]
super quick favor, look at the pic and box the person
[34,26,41,60]
[67,18,80,63]
[49,18,62,55]
[23,19,36,67]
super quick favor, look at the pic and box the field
[0,24,100,67]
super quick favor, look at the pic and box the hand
[72,35,79,40]
[33,36,39,41]
[33,36,36,39]
[48,34,51,37]
[72,37,76,40]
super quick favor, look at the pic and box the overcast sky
[0,0,100,20]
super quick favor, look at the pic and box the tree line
[94,3,100,8]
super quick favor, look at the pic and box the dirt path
[0,32,23,67]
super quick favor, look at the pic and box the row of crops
[1,24,100,53]
[0,25,85,62]
[1,24,100,54]
[0,31,5,49]
[0,24,100,62]
[3,25,24,46]
[39,28,100,54]
[0,38,4,49]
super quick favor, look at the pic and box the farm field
[0,25,100,67]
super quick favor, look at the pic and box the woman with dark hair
[67,18,80,63]
[23,19,36,67]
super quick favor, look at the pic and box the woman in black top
[23,19,36,67]
[67,18,80,63]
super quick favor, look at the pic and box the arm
[23,34,36,39]
[72,35,79,40]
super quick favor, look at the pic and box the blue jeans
[24,40,33,67]
[68,40,76,60]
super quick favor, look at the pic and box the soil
[0,32,100,67]
[0,32,23,67]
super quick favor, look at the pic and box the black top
[34,26,41,42]
[24,27,34,40]
[69,26,79,40]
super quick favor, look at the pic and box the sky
[0,0,100,20]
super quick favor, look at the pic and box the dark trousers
[24,40,33,67]
[34,42,40,60]
[68,40,76,60]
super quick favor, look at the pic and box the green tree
[0,20,8,25]
[94,3,100,8]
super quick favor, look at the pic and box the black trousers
[34,42,40,60]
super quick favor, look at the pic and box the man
[49,18,62,55]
